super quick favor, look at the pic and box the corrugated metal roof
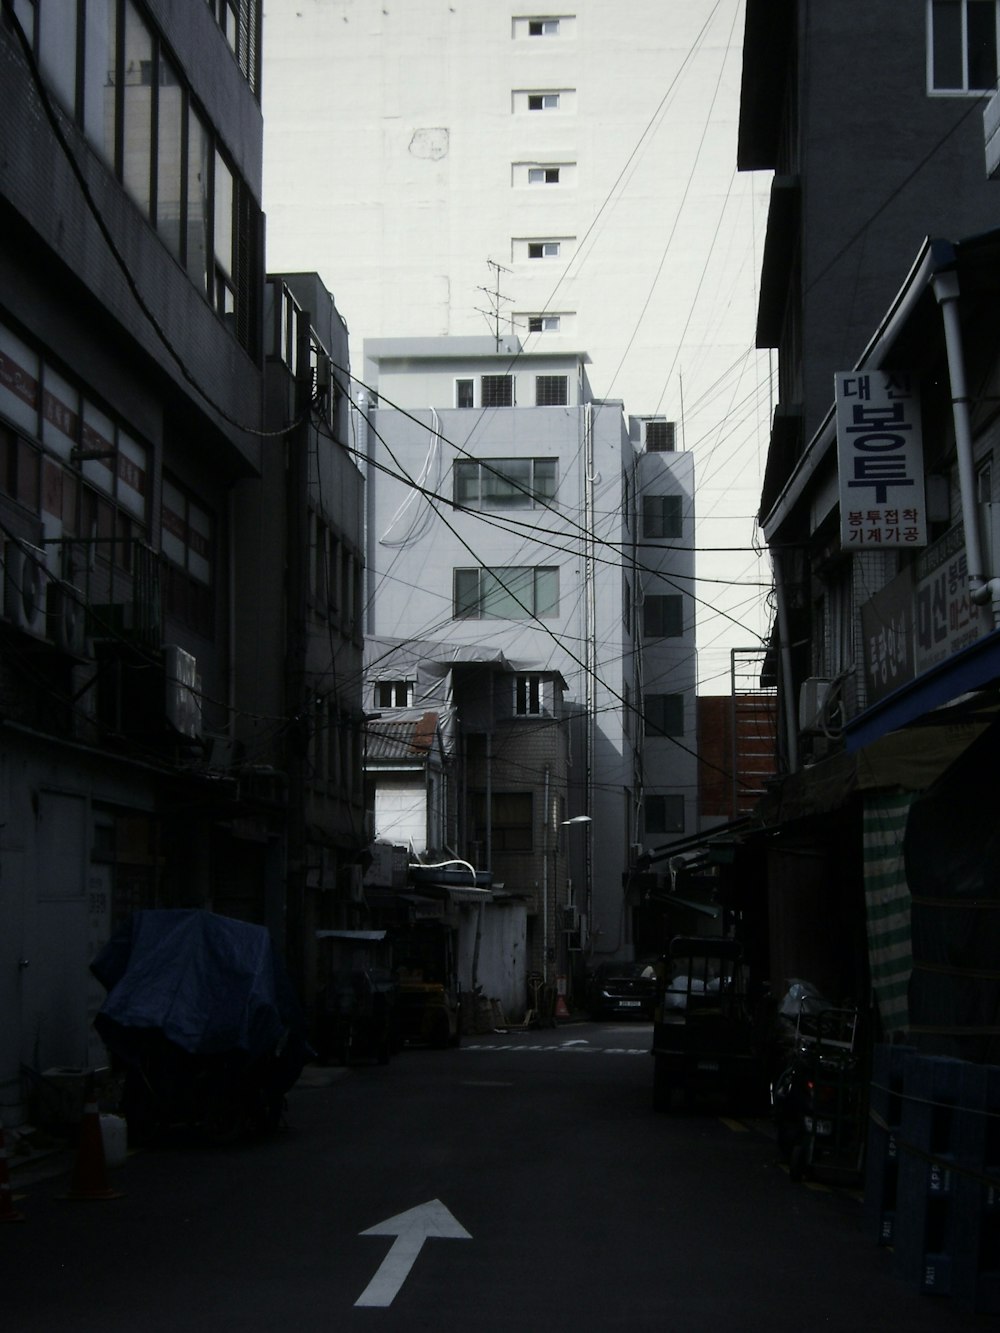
[366,712,439,763]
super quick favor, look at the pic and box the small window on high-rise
[528,166,561,184]
[528,92,560,110]
[456,378,474,409]
[528,241,561,259]
[375,681,414,709]
[929,0,999,92]
[644,420,676,452]
[529,18,561,36]
[535,375,568,406]
[481,375,514,407]
[642,494,684,539]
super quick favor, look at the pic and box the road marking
[356,1199,471,1308]
[719,1117,749,1133]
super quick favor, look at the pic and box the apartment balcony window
[454,458,556,509]
[481,375,514,407]
[454,566,559,619]
[645,794,685,835]
[644,693,684,738]
[535,376,568,406]
[929,0,999,92]
[642,494,684,539]
[643,594,683,638]
[375,680,414,708]
[515,674,545,715]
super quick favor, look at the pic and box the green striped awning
[863,792,914,1038]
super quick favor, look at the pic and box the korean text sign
[836,371,927,549]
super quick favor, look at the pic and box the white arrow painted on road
[355,1199,472,1307]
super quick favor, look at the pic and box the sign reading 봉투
[836,370,927,549]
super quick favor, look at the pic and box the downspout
[932,270,1000,627]
[542,765,550,987]
[772,550,799,773]
[583,404,596,914]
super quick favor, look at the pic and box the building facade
[0,1,367,1124]
[738,2,1000,1048]
[262,0,773,680]
[357,335,697,965]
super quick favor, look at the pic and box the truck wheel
[652,1055,674,1112]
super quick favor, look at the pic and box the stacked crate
[865,1044,914,1247]
[874,1052,1000,1312]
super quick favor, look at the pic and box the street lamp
[557,816,592,1011]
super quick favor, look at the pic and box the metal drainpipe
[583,404,596,923]
[932,270,1000,627]
[542,766,550,987]
[772,550,799,773]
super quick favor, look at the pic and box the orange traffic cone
[555,993,571,1020]
[0,1120,26,1222]
[59,1083,125,1202]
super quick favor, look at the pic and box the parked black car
[585,960,657,1019]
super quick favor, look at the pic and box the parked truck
[651,935,766,1113]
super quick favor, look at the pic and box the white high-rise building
[262,1,773,685]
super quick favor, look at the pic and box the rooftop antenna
[474,259,513,351]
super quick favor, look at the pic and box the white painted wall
[262,0,775,684]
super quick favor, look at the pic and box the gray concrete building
[0,1,367,1124]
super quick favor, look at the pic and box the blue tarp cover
[92,909,305,1062]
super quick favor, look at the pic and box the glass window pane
[0,324,40,435]
[534,458,557,499]
[454,461,478,507]
[187,107,211,292]
[454,568,479,617]
[535,566,559,617]
[80,400,115,493]
[156,55,184,259]
[482,567,530,618]
[214,150,235,279]
[84,0,117,166]
[932,0,965,88]
[968,0,998,87]
[122,1,153,215]
[39,2,78,115]
[483,459,531,507]
[41,366,80,460]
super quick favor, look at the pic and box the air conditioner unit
[3,540,47,637]
[799,677,833,734]
[163,643,202,739]
[47,581,87,655]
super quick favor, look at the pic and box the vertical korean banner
[836,371,927,549]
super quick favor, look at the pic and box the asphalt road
[3,1021,992,1332]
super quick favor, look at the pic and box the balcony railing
[44,537,162,651]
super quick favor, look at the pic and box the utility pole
[285,313,313,996]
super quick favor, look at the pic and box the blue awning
[845,626,1000,752]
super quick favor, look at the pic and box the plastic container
[99,1114,127,1169]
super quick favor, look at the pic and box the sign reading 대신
[835,370,927,549]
